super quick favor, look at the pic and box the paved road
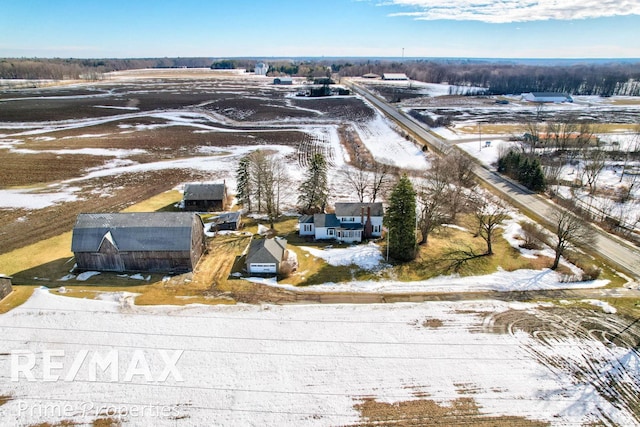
[347,80,640,281]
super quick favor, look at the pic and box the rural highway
[346,80,640,282]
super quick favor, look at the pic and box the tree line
[337,59,640,96]
[4,57,638,96]
[0,57,213,79]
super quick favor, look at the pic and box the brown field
[0,74,375,257]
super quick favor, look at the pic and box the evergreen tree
[236,156,251,211]
[298,153,328,213]
[384,175,417,262]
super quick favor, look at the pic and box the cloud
[385,0,640,23]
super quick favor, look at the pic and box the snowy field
[0,100,426,211]
[0,289,638,426]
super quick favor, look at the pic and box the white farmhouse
[299,203,383,244]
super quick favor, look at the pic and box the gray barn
[71,213,205,274]
[0,275,12,300]
[183,183,227,212]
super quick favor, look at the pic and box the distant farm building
[255,62,269,76]
[382,73,409,81]
[245,237,288,274]
[523,92,573,103]
[208,211,242,232]
[71,212,205,274]
[273,77,293,85]
[183,183,227,212]
[362,73,380,79]
[0,275,12,300]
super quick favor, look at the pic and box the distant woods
[2,57,639,96]
[0,57,213,80]
[338,60,640,96]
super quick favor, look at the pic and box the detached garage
[72,212,205,274]
[245,237,287,275]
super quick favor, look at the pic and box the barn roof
[382,73,408,80]
[529,92,570,97]
[72,212,200,253]
[246,237,287,264]
[335,202,384,217]
[183,183,226,201]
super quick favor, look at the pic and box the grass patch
[456,123,523,135]
[383,215,550,281]
[121,189,182,212]
[0,232,73,277]
[0,286,36,314]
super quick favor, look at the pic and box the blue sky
[1,0,639,58]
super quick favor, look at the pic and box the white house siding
[370,217,383,237]
[299,223,315,236]
[315,227,336,240]
[248,263,277,274]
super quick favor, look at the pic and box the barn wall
[0,278,12,300]
[190,216,206,268]
[74,251,194,273]
[184,200,223,212]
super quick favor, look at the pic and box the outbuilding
[208,211,242,232]
[0,275,12,300]
[183,183,227,212]
[523,92,573,103]
[71,212,205,274]
[245,237,288,274]
[382,73,409,81]
[273,77,293,85]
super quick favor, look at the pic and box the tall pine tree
[384,175,417,262]
[236,156,251,211]
[298,153,329,213]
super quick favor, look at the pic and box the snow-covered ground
[0,289,637,426]
[0,106,426,211]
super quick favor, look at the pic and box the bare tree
[472,196,509,255]
[263,155,289,228]
[341,162,370,203]
[580,148,606,194]
[447,150,475,188]
[549,208,596,270]
[619,124,640,183]
[241,150,289,226]
[416,164,450,245]
[370,162,392,203]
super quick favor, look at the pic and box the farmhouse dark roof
[334,203,384,217]
[313,214,341,228]
[183,183,226,201]
[299,215,314,224]
[246,238,287,264]
[72,212,200,252]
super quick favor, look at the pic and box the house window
[303,224,313,232]
[328,228,335,236]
